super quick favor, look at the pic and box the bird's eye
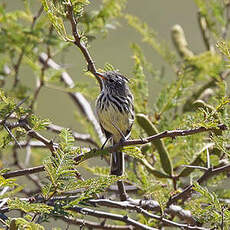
[109,78,115,83]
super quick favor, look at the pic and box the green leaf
[136,114,173,176]
[41,0,69,41]
[9,217,45,230]
[65,176,122,206]
[8,198,53,214]
[28,114,50,131]
[122,146,143,160]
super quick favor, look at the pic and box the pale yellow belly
[97,105,133,143]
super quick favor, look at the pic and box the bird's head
[96,71,129,95]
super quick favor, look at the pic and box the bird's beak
[96,72,107,80]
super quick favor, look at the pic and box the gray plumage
[96,71,134,176]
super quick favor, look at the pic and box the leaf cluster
[0,0,230,229]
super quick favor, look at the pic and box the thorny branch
[167,164,230,206]
[2,121,229,230]
[65,1,102,88]
[56,203,208,230]
[1,4,230,229]
[1,119,227,180]
[3,165,45,179]
[66,206,158,230]
[1,118,229,228]
[75,123,227,164]
[57,215,134,230]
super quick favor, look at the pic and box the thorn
[2,97,29,124]
[3,123,21,149]
[139,136,144,142]
[100,219,106,226]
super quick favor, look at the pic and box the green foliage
[42,129,118,204]
[155,73,184,119]
[84,165,110,176]
[0,90,28,120]
[42,0,127,41]
[0,176,23,199]
[136,114,173,176]
[8,198,53,214]
[122,146,143,160]
[194,0,226,37]
[125,14,177,66]
[0,0,230,229]
[217,40,230,67]
[28,114,50,131]
[104,63,117,71]
[186,51,223,79]
[66,176,121,206]
[130,43,149,113]
[190,182,230,229]
[80,0,127,35]
[41,0,69,41]
[42,129,77,198]
[9,218,45,230]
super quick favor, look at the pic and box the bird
[96,71,135,176]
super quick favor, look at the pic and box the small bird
[96,71,135,176]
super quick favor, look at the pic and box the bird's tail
[110,151,124,176]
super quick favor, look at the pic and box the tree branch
[75,123,227,164]
[56,215,134,230]
[197,11,215,53]
[167,164,230,206]
[67,206,158,230]
[39,52,105,144]
[3,165,44,179]
[87,198,206,230]
[65,2,102,88]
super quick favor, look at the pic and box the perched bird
[96,71,135,176]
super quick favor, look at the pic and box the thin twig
[65,2,101,87]
[167,164,230,206]
[88,198,198,226]
[197,11,215,53]
[3,123,21,148]
[65,199,208,230]
[117,180,128,201]
[67,206,158,230]
[57,215,134,230]
[0,97,28,125]
[17,118,57,153]
[3,165,45,179]
[17,163,42,189]
[181,165,208,171]
[0,195,198,226]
